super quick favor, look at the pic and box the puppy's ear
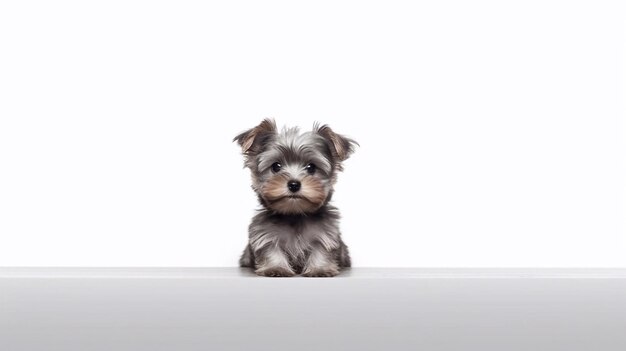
[233,118,277,154]
[314,123,358,162]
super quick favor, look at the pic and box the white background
[0,1,624,267]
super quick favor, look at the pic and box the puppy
[234,119,357,277]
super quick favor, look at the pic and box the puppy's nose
[287,180,301,193]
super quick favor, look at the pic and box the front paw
[302,266,340,277]
[255,266,295,277]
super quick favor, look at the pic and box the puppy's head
[234,119,357,215]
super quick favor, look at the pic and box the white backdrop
[1,0,624,267]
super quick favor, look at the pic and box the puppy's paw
[302,266,340,277]
[255,267,295,277]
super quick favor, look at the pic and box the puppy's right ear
[233,118,277,154]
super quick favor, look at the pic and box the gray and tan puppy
[234,119,357,277]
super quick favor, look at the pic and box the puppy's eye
[271,162,282,173]
[305,163,316,175]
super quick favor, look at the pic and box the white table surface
[2,267,626,351]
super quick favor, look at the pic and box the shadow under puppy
[234,119,357,277]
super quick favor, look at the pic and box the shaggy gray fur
[234,119,357,277]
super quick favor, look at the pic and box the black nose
[287,180,301,192]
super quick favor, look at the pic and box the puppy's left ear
[314,123,358,162]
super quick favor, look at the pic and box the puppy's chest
[273,221,333,258]
[277,224,318,253]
